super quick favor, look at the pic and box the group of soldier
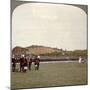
[12,55,40,72]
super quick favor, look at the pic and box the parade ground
[11,61,87,89]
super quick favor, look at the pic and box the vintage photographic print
[11,0,88,89]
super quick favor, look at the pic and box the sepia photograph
[11,0,88,89]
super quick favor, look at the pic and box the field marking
[14,60,79,65]
[40,61,78,63]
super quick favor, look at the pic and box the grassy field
[11,62,87,89]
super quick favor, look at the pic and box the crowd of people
[12,55,85,72]
[12,55,40,72]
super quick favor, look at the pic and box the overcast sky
[12,3,87,50]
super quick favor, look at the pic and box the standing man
[12,55,16,72]
[34,55,40,70]
[20,55,24,72]
[28,57,32,70]
[23,56,28,72]
[79,56,82,63]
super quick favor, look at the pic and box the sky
[12,3,87,50]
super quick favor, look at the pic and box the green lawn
[11,62,87,89]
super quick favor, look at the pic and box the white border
[0,0,89,90]
[0,0,10,90]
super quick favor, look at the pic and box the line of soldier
[12,55,40,72]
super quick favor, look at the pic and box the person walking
[28,57,32,70]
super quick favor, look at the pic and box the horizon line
[12,44,87,51]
